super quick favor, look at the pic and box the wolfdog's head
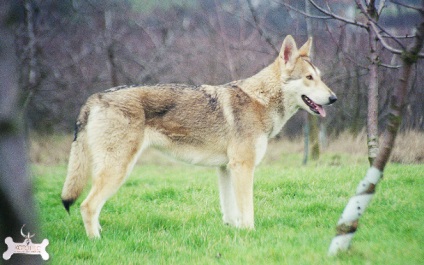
[279,35,337,117]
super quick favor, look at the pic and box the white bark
[328,167,382,255]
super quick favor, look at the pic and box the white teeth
[302,95,325,116]
[302,95,316,107]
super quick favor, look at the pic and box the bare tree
[282,0,424,254]
[281,0,390,164]
[328,2,424,255]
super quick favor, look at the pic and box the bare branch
[391,0,424,14]
[355,0,368,15]
[308,0,368,29]
[354,0,409,52]
[246,0,279,55]
[369,22,424,58]
[408,19,424,58]
[323,22,369,70]
[378,0,387,15]
[379,63,401,69]
[279,2,333,20]
[381,34,416,39]
[372,21,406,50]
[281,0,368,29]
[369,23,403,54]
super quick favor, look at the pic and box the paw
[237,222,255,230]
[222,215,241,228]
[87,230,101,239]
[86,224,102,239]
[222,215,239,227]
[223,215,254,229]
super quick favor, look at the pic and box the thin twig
[246,0,279,55]
[354,0,407,51]
[279,1,333,20]
[323,22,369,70]
[381,34,416,39]
[369,22,424,58]
[369,23,403,54]
[380,63,401,69]
[377,0,387,15]
[372,22,407,50]
[308,0,368,29]
[391,0,424,13]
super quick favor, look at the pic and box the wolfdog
[61,35,337,238]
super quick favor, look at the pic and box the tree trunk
[328,19,424,256]
[367,27,379,165]
[25,0,37,89]
[305,0,320,162]
[214,0,236,80]
[366,3,380,165]
[309,114,320,160]
[303,113,309,165]
[350,67,362,136]
[0,7,42,264]
[21,0,39,111]
[105,10,119,87]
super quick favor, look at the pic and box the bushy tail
[61,106,91,213]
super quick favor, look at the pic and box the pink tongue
[316,105,326,117]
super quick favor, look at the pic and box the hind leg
[81,143,144,238]
[218,166,240,226]
[80,162,130,238]
[82,119,145,238]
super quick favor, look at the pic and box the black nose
[329,94,337,104]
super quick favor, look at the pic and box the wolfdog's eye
[306,75,313,80]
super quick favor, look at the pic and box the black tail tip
[62,199,75,214]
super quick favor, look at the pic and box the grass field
[31,142,424,265]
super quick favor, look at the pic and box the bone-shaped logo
[2,225,49,261]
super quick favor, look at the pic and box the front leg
[227,142,256,229]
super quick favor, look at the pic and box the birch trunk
[366,3,380,165]
[328,19,424,256]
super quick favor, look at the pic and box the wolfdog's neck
[238,59,282,106]
[238,59,300,137]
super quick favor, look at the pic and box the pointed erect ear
[279,35,299,70]
[299,37,313,57]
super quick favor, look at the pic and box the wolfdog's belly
[143,128,229,167]
[157,146,229,167]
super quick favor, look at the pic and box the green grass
[32,154,424,264]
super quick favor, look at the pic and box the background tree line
[4,0,423,136]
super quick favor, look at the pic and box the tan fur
[61,35,336,238]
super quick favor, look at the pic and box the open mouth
[301,95,326,117]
